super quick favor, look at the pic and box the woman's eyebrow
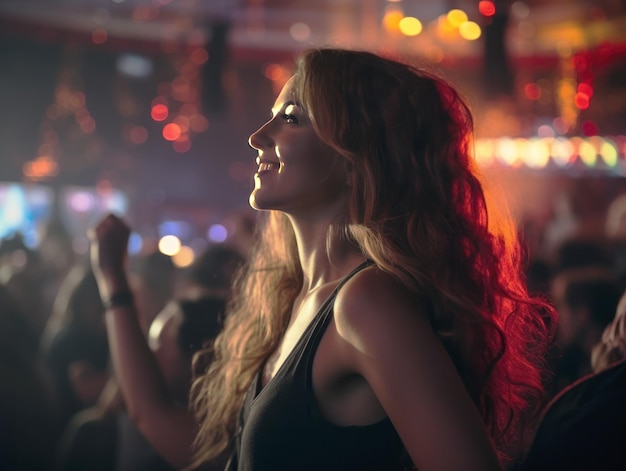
[270,100,300,117]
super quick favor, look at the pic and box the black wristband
[103,291,134,310]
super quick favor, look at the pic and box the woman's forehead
[272,76,297,107]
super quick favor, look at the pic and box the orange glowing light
[383,9,404,33]
[479,1,496,17]
[23,156,58,180]
[163,123,182,141]
[574,92,590,109]
[265,64,285,81]
[151,104,169,121]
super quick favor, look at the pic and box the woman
[92,48,555,471]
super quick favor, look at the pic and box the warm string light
[149,44,210,153]
[382,5,480,42]
[26,60,99,181]
[473,135,625,171]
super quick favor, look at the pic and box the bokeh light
[151,104,169,121]
[524,83,542,100]
[447,9,468,28]
[479,1,496,17]
[208,224,228,243]
[172,246,195,268]
[92,28,108,44]
[158,235,181,256]
[399,17,422,36]
[163,123,182,141]
[190,48,209,65]
[383,8,404,33]
[459,21,481,40]
[578,139,597,166]
[289,22,311,42]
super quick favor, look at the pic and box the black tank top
[230,260,408,471]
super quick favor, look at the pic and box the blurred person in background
[220,210,257,259]
[176,244,245,301]
[128,250,176,333]
[592,288,626,373]
[0,284,60,471]
[38,217,76,298]
[547,268,621,396]
[0,234,48,340]
[40,263,110,432]
[56,295,227,471]
[522,287,626,470]
[605,193,626,287]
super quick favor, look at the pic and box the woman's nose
[248,121,273,150]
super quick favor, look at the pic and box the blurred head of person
[41,263,109,427]
[179,245,245,300]
[148,296,226,404]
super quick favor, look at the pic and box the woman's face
[248,77,347,216]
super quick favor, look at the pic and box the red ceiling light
[162,123,182,141]
[524,83,541,100]
[151,104,169,121]
[478,1,496,17]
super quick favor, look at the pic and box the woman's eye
[282,113,298,124]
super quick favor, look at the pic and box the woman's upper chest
[262,283,340,386]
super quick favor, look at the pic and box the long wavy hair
[188,48,556,468]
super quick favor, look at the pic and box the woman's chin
[249,192,270,211]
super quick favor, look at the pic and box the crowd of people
[1,47,626,471]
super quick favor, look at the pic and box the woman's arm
[333,267,502,471]
[88,214,198,469]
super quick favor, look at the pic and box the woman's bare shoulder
[333,264,431,347]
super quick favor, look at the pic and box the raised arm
[88,214,199,469]
[334,267,503,471]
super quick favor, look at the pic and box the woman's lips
[258,162,278,172]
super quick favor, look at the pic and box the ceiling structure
[2,0,624,59]
[0,0,625,247]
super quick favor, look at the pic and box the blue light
[158,220,192,239]
[128,232,143,255]
[207,224,228,243]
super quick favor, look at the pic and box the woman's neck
[288,217,364,292]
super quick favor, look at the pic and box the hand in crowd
[88,214,131,299]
